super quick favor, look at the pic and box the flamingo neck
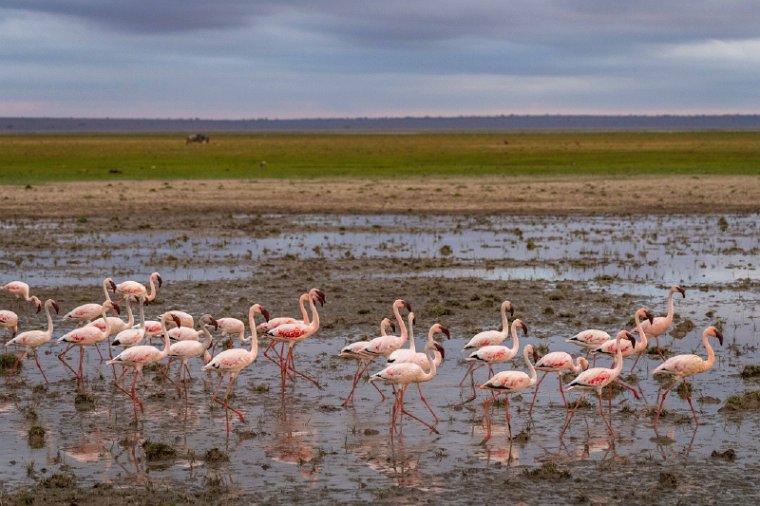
[423,346,437,380]
[125,299,134,327]
[159,316,172,356]
[393,302,407,343]
[507,321,521,355]
[44,301,55,336]
[612,335,624,378]
[524,346,537,385]
[101,306,112,336]
[665,290,676,324]
[137,298,146,329]
[572,356,584,373]
[299,294,311,324]
[500,303,510,338]
[407,314,416,353]
[200,323,214,350]
[101,279,113,303]
[146,275,158,302]
[702,331,716,372]
[247,306,260,358]
[634,312,648,352]
[307,296,320,333]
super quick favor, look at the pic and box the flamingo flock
[2,279,724,443]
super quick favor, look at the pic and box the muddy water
[1,213,759,504]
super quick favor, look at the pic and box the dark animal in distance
[186,133,210,144]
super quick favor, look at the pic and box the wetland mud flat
[1,177,759,505]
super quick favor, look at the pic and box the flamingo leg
[654,337,665,361]
[130,367,144,415]
[459,362,475,387]
[560,396,585,437]
[183,362,193,380]
[77,346,85,383]
[262,340,280,366]
[32,351,48,384]
[505,396,513,440]
[528,371,548,417]
[615,379,642,400]
[557,372,568,408]
[462,363,482,404]
[686,395,700,427]
[93,342,105,361]
[480,397,494,445]
[57,344,79,378]
[654,386,672,427]
[211,373,225,402]
[629,352,643,373]
[416,382,439,424]
[214,373,245,425]
[342,360,365,407]
[598,391,615,436]
[285,346,321,389]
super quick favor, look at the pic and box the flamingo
[460,300,514,386]
[260,288,325,362]
[478,343,538,444]
[167,314,216,382]
[369,338,441,436]
[107,313,180,417]
[57,300,120,383]
[215,316,245,346]
[594,307,655,372]
[4,299,59,384]
[652,326,723,427]
[528,352,589,417]
[62,278,116,324]
[88,296,135,336]
[167,323,202,342]
[265,289,325,390]
[158,310,193,328]
[0,281,41,311]
[388,320,450,371]
[202,303,270,434]
[114,272,162,304]
[0,310,19,339]
[111,297,148,348]
[463,319,529,401]
[258,289,323,333]
[636,285,686,358]
[561,331,637,437]
[339,317,395,407]
[362,299,412,358]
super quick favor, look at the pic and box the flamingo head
[254,304,271,322]
[51,300,60,314]
[170,314,182,328]
[433,341,445,361]
[639,307,655,325]
[200,314,218,330]
[622,330,636,348]
[578,357,590,371]
[530,345,540,363]
[31,296,42,314]
[502,300,514,317]
[514,319,528,336]
[106,278,117,294]
[106,300,121,315]
[310,288,326,306]
[436,324,451,339]
[707,326,723,346]
[672,285,685,298]
[153,273,163,288]
[395,299,412,313]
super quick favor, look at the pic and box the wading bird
[636,285,685,359]
[369,338,441,436]
[5,299,59,384]
[114,272,162,303]
[202,303,269,434]
[460,300,514,386]
[478,344,538,444]
[528,351,589,416]
[62,278,116,325]
[339,317,395,407]
[0,310,19,339]
[57,300,120,383]
[652,326,723,427]
[561,331,637,438]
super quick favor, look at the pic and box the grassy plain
[1,131,760,184]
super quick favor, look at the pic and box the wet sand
[1,176,759,505]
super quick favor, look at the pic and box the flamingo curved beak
[156,275,163,288]
[440,326,451,339]
[261,308,271,322]
[434,342,445,361]
[714,328,724,346]
[521,322,529,336]
[35,301,42,314]
[624,331,636,348]
[171,314,182,327]
[111,302,121,315]
[676,286,685,298]
[52,301,60,314]
[644,309,654,325]
[390,321,396,333]
[508,303,514,317]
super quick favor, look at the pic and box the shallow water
[1,213,759,502]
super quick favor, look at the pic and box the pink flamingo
[167,314,216,382]
[265,289,325,390]
[463,319,528,401]
[62,278,116,324]
[0,310,19,339]
[168,324,202,342]
[528,352,589,417]
[369,338,441,436]
[460,300,514,386]
[636,285,686,358]
[260,288,324,362]
[339,317,395,407]
[114,272,162,303]
[0,281,41,312]
[4,299,59,384]
[362,299,413,358]
[107,313,180,417]
[561,331,637,437]
[478,343,538,444]
[88,296,135,336]
[202,303,269,434]
[158,310,193,328]
[57,300,120,383]
[652,326,723,427]
[595,307,655,372]
[111,297,148,348]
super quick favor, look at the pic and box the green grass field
[1,131,759,184]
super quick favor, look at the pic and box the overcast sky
[1,1,758,119]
